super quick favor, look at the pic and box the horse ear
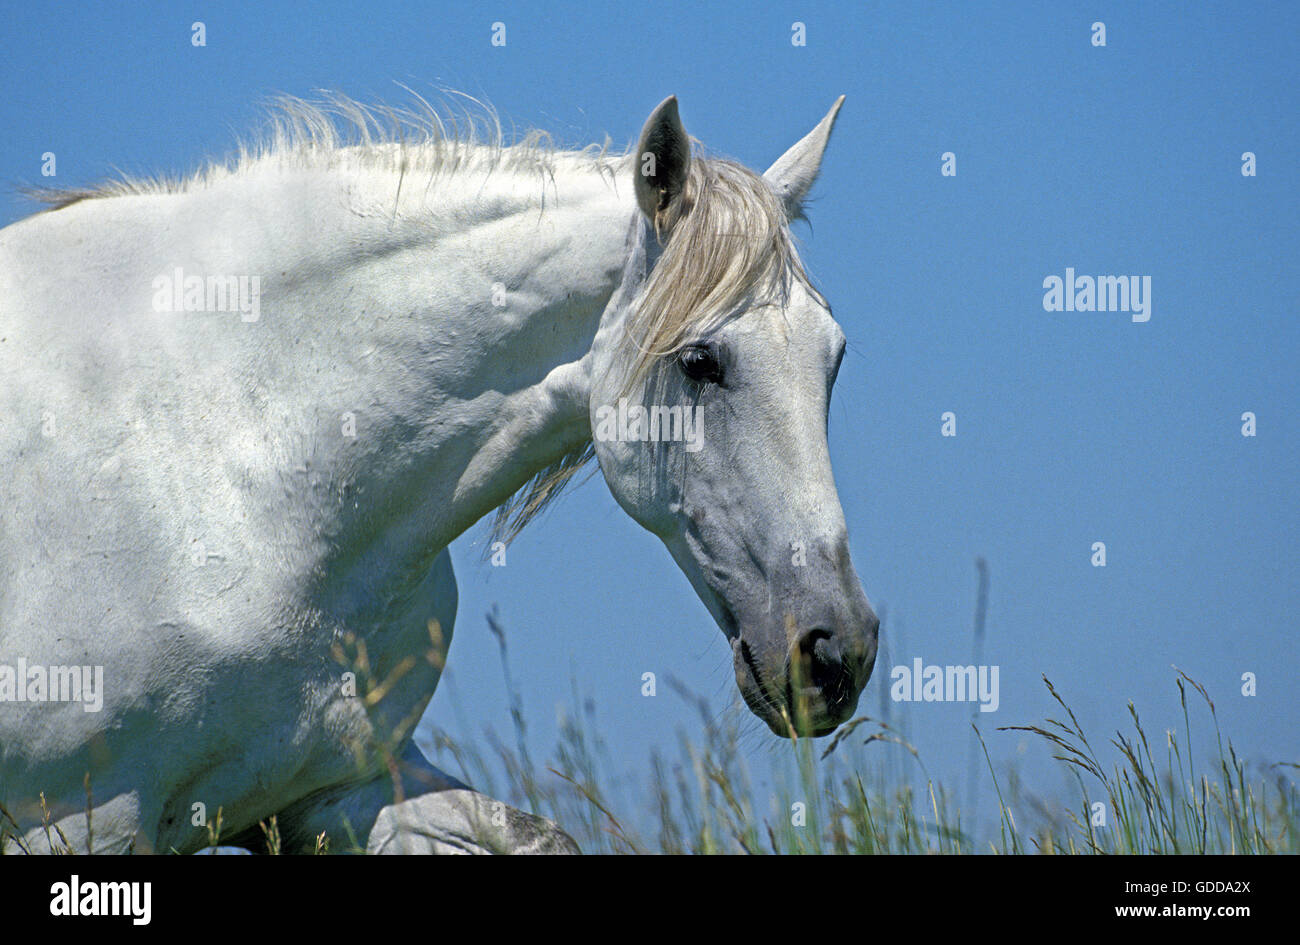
[764,95,845,219]
[634,96,691,227]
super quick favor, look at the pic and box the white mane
[26,89,620,211]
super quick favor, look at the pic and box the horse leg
[365,755,581,855]
[221,548,577,854]
[230,740,577,854]
[8,791,153,855]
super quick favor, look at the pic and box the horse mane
[18,90,813,550]
[22,88,617,211]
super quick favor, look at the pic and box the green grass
[413,621,1298,855]
[5,615,1294,855]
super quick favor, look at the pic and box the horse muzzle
[731,608,878,737]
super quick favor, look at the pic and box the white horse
[0,93,878,854]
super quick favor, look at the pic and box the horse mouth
[734,637,842,738]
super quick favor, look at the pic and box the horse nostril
[793,627,841,690]
[796,627,832,659]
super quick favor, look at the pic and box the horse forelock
[621,155,814,389]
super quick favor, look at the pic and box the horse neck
[226,151,636,608]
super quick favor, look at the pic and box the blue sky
[3,1,1296,841]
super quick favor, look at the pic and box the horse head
[587,96,878,737]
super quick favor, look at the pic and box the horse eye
[678,345,723,384]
